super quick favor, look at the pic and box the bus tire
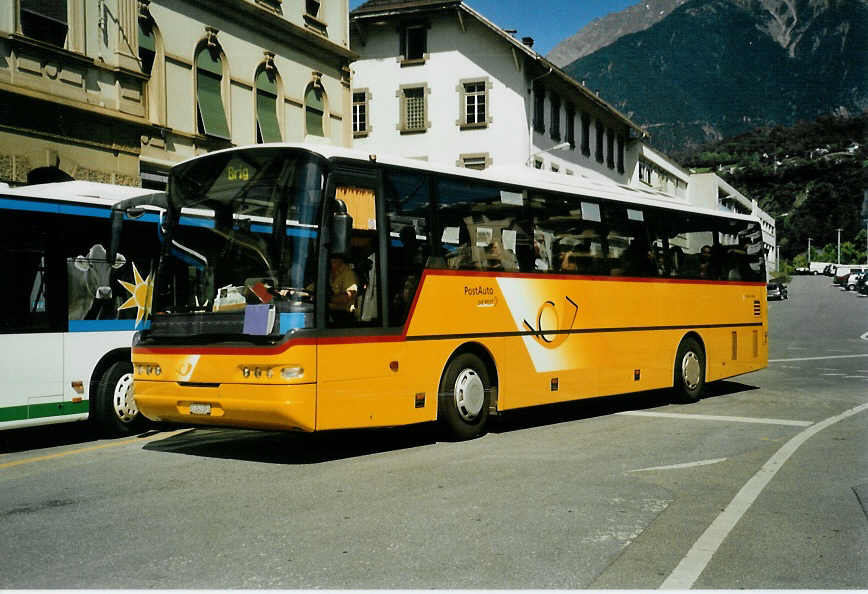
[438,353,491,440]
[672,337,705,404]
[93,360,145,437]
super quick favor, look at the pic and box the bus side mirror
[108,208,124,266]
[330,199,353,256]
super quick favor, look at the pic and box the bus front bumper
[134,380,316,432]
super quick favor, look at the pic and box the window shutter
[305,87,324,137]
[196,57,230,139]
[256,72,281,143]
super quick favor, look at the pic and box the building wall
[0,0,354,188]
[351,9,636,184]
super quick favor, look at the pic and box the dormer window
[400,23,427,65]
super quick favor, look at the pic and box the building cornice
[209,0,358,61]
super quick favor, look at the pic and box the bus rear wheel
[438,353,491,440]
[673,337,705,404]
[93,360,145,436]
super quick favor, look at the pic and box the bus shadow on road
[489,380,760,435]
[141,381,759,464]
[142,423,440,465]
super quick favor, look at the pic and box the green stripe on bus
[0,400,89,422]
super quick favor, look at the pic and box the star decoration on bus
[118,263,153,328]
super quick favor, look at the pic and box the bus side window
[0,212,57,333]
[437,178,529,272]
[384,170,430,327]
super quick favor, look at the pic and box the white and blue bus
[0,180,167,435]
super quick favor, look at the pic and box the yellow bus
[130,144,767,440]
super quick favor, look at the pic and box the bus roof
[1,181,163,209]
[175,143,763,224]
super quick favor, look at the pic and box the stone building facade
[0,0,355,188]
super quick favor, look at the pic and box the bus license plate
[189,403,211,416]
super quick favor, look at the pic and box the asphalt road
[1,275,866,589]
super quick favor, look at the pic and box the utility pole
[837,228,842,264]
[807,237,812,264]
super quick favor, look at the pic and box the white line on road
[822,373,847,376]
[660,401,868,590]
[861,330,868,341]
[628,458,727,473]
[769,354,868,363]
[617,410,813,427]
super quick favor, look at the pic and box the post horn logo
[522,296,579,349]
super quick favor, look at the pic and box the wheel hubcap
[682,351,701,391]
[453,369,485,421]
[112,373,138,423]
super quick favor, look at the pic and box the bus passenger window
[384,170,430,327]
[437,178,529,272]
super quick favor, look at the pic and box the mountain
[547,0,689,67]
[561,0,868,152]
[675,113,868,263]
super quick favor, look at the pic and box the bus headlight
[136,363,161,376]
[281,366,304,379]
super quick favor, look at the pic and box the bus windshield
[151,148,324,338]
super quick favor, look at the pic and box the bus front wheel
[438,353,491,440]
[673,337,705,404]
[93,360,145,436]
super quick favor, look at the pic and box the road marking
[861,330,868,341]
[629,458,727,473]
[769,354,868,363]
[844,376,868,379]
[618,410,813,427]
[822,373,847,376]
[660,401,868,590]
[0,430,188,470]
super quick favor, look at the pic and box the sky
[348,0,639,56]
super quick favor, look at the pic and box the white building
[349,0,776,273]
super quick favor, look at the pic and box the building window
[458,153,490,170]
[305,84,325,137]
[400,23,427,64]
[617,135,625,174]
[595,121,604,163]
[138,18,156,76]
[398,84,428,133]
[581,113,591,157]
[353,89,370,136]
[195,44,231,139]
[533,85,545,134]
[606,129,615,169]
[550,93,561,141]
[255,68,282,143]
[565,106,576,149]
[138,13,166,125]
[639,161,651,185]
[20,0,68,47]
[458,79,490,129]
[303,0,327,35]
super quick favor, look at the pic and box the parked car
[767,281,788,300]
[836,267,865,287]
[793,266,810,275]
[846,271,866,291]
[857,274,868,296]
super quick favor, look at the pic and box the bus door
[0,209,65,423]
[315,168,424,430]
